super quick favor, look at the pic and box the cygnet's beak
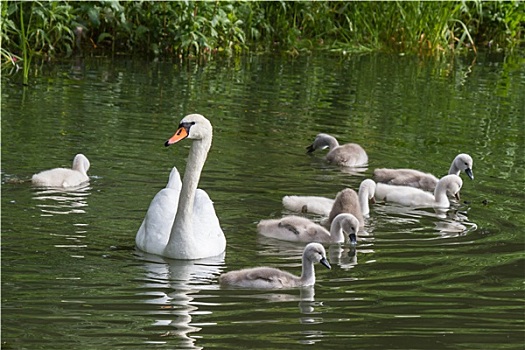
[320,257,331,270]
[465,168,474,180]
[348,233,358,245]
[454,191,461,201]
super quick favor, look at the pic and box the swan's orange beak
[165,126,189,147]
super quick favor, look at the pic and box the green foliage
[1,0,523,70]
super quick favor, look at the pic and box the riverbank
[2,1,523,62]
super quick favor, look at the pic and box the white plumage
[135,114,226,260]
[31,153,90,188]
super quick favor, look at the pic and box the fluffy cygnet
[257,213,360,244]
[373,153,473,192]
[31,154,90,188]
[306,133,368,167]
[374,174,463,208]
[219,242,331,289]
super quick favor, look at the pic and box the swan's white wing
[136,188,180,255]
[192,189,225,242]
[166,166,182,190]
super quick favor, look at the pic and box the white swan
[218,243,331,289]
[31,153,90,188]
[135,114,226,260]
[373,153,474,192]
[306,133,368,167]
[257,213,360,244]
[374,174,463,208]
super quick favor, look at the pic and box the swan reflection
[339,166,368,176]
[241,285,317,315]
[374,203,477,237]
[134,250,224,349]
[328,245,357,269]
[32,183,91,215]
[256,234,373,270]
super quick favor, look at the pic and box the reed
[18,1,31,85]
[1,0,522,69]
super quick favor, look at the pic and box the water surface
[2,52,524,349]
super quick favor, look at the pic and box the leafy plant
[0,0,522,78]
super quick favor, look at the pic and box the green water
[2,52,524,349]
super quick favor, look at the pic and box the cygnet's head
[454,153,474,180]
[72,154,90,172]
[442,174,463,200]
[360,178,376,202]
[332,213,359,245]
[304,243,331,269]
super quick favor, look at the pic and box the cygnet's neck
[73,156,89,174]
[300,255,316,286]
[324,135,339,150]
[434,178,452,207]
[448,160,461,176]
[359,181,374,216]
[329,216,346,243]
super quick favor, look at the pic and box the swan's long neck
[300,256,316,286]
[168,137,211,250]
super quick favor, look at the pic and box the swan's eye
[179,121,196,130]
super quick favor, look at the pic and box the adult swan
[135,114,226,260]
